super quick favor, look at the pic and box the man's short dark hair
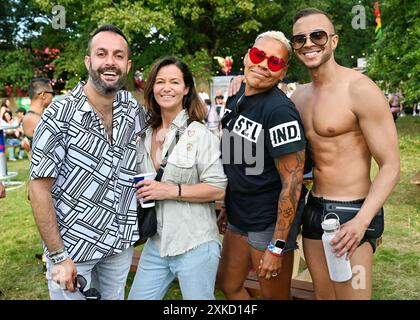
[16,107,27,115]
[87,24,131,57]
[293,8,335,32]
[28,78,52,99]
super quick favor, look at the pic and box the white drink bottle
[321,213,353,282]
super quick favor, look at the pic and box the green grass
[0,115,419,300]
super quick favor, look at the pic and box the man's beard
[304,47,333,70]
[295,46,334,70]
[310,51,332,70]
[89,63,127,96]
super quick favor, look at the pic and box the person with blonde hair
[216,30,306,300]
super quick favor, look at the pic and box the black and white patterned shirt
[30,81,148,262]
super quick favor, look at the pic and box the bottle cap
[321,212,340,231]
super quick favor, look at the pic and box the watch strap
[267,242,284,256]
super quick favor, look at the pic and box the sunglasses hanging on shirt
[74,274,101,300]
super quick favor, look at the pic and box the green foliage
[367,0,420,103]
[0,49,35,90]
[0,0,418,94]
[1,116,419,300]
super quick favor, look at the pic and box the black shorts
[301,193,384,253]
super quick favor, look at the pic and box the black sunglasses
[290,30,335,50]
[74,275,101,300]
[39,91,55,96]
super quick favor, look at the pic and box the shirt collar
[70,81,128,114]
[171,109,188,129]
[142,109,188,137]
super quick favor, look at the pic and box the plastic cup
[134,172,156,208]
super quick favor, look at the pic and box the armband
[48,247,69,264]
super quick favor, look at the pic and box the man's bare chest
[301,89,358,138]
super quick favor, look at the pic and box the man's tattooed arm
[273,149,305,240]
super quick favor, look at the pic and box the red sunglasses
[248,47,286,72]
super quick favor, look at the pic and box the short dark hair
[87,24,131,57]
[293,8,335,32]
[28,78,52,99]
[144,56,207,128]
[16,107,26,115]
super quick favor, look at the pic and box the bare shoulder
[22,113,40,133]
[348,71,383,99]
[292,82,311,98]
[346,71,388,114]
[291,83,311,111]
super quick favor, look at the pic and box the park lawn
[0,115,419,300]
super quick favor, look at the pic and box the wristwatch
[267,239,286,257]
[273,239,286,250]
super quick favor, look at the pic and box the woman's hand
[136,179,176,201]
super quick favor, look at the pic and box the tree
[1,0,417,95]
[368,0,420,104]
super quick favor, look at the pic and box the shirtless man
[290,8,400,299]
[228,8,400,300]
[22,78,54,152]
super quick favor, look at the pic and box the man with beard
[29,25,147,300]
[289,8,399,300]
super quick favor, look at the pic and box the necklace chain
[87,98,113,139]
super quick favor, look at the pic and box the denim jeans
[46,247,133,300]
[128,240,220,300]
[5,138,21,160]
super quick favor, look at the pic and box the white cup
[133,172,156,208]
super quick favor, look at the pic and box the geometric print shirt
[30,81,148,262]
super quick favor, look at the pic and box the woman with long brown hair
[129,57,227,300]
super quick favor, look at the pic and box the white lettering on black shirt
[232,115,262,143]
[269,120,301,147]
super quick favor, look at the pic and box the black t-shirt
[221,84,306,231]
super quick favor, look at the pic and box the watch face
[274,239,286,249]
